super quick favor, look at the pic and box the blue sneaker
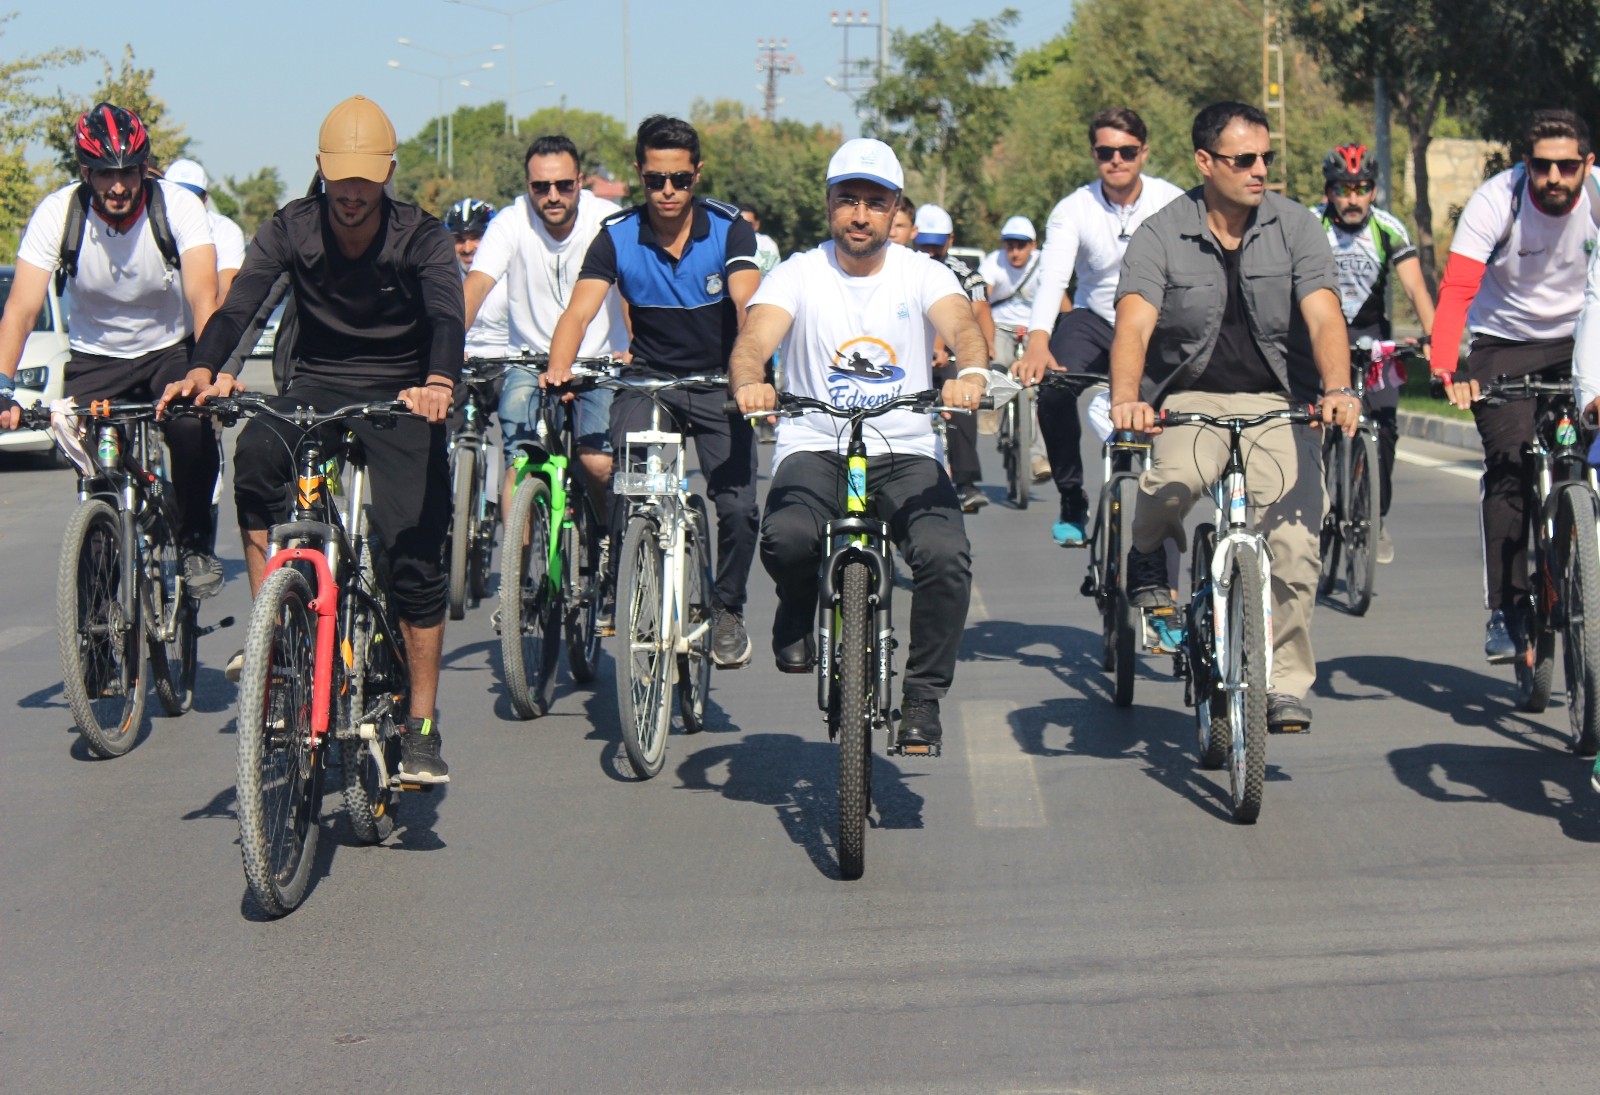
[1052,518,1086,547]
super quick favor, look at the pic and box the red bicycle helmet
[74,102,151,170]
[1322,143,1378,185]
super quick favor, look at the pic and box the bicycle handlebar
[1476,375,1577,406]
[721,389,995,419]
[201,391,420,430]
[1034,371,1107,395]
[16,397,241,431]
[1158,405,1321,430]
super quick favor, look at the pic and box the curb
[1396,409,1482,456]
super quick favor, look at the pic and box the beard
[1535,181,1581,215]
[831,222,888,259]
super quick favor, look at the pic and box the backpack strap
[1487,165,1527,267]
[144,181,183,272]
[53,183,93,296]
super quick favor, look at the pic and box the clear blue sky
[6,0,1070,189]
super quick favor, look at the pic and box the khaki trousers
[1130,391,1326,699]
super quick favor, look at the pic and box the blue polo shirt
[578,197,758,374]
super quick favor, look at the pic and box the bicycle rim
[837,561,871,880]
[1343,430,1378,615]
[500,478,560,719]
[1225,552,1268,823]
[1559,488,1600,755]
[615,516,671,778]
[58,500,145,757]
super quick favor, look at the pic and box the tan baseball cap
[317,95,396,183]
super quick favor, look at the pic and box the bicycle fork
[1208,467,1275,698]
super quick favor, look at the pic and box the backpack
[54,179,182,295]
[1487,163,1600,265]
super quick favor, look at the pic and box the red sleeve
[1431,252,1487,377]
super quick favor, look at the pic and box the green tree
[219,166,284,238]
[42,45,190,180]
[0,13,87,259]
[1453,2,1600,152]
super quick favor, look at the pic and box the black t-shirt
[193,195,465,388]
[1189,242,1280,395]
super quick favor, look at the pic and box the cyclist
[164,158,247,302]
[912,202,993,513]
[1013,108,1186,546]
[446,198,510,361]
[545,114,762,669]
[978,215,1050,482]
[1314,143,1436,564]
[739,203,782,275]
[0,102,223,594]
[170,95,463,784]
[1109,101,1355,733]
[728,138,989,754]
[1431,109,1600,664]
[888,200,915,247]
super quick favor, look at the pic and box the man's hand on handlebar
[1321,391,1362,437]
[1430,370,1479,411]
[399,382,453,424]
[0,391,19,431]
[938,373,988,419]
[1011,330,1058,387]
[1110,399,1159,435]
[732,381,778,423]
[157,367,244,417]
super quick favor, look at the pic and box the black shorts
[1047,309,1115,375]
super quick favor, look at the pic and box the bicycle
[221,393,427,916]
[1163,403,1321,824]
[445,358,504,620]
[19,399,233,758]
[609,371,722,779]
[995,329,1034,508]
[490,353,617,719]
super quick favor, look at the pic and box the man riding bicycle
[171,95,463,784]
[728,138,989,754]
[447,198,510,362]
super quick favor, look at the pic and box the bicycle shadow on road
[675,732,926,879]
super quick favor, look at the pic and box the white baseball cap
[914,204,953,245]
[1000,215,1036,241]
[826,138,904,192]
[164,158,209,197]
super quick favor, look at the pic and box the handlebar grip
[1429,373,1451,401]
[978,395,995,410]
[722,399,741,415]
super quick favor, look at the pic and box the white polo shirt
[1027,174,1187,330]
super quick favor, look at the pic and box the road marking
[961,699,1046,828]
[0,624,51,654]
[1396,448,1481,482]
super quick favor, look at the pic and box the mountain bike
[491,353,617,719]
[446,358,504,620]
[221,393,426,916]
[20,400,233,758]
[609,371,722,779]
[1165,403,1320,824]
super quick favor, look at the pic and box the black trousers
[761,450,971,700]
[232,380,451,627]
[1036,309,1115,519]
[609,380,759,613]
[66,342,218,551]
[932,363,982,488]
[1467,335,1574,612]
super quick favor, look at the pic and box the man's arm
[464,269,497,332]
[727,267,761,329]
[1017,200,1080,382]
[546,277,614,385]
[1393,254,1436,359]
[728,303,794,415]
[1108,294,1159,433]
[1301,286,1359,435]
[973,298,996,360]
[179,244,219,341]
[0,260,52,430]
[929,293,989,411]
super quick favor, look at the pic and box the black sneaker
[957,485,988,513]
[182,550,224,599]
[1267,692,1312,733]
[897,696,944,757]
[1485,609,1517,664]
[1126,545,1173,609]
[711,605,754,668]
[398,717,450,784]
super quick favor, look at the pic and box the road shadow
[676,731,926,879]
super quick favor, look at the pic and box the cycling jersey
[1315,204,1416,332]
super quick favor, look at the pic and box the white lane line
[969,580,989,623]
[0,624,51,654]
[961,699,1046,828]
[1396,448,1481,482]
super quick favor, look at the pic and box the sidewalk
[1395,409,1481,456]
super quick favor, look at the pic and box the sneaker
[957,485,988,513]
[772,596,815,673]
[897,696,944,757]
[182,550,224,599]
[1267,692,1312,733]
[1376,526,1395,565]
[398,716,450,784]
[1485,609,1517,664]
[1126,545,1174,609]
[1030,455,1052,483]
[1052,515,1087,547]
[225,648,245,683]
[711,605,754,669]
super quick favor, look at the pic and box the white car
[0,265,71,457]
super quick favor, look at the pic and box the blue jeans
[498,368,614,463]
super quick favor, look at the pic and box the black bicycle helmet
[74,102,151,170]
[444,198,494,234]
[1322,143,1379,185]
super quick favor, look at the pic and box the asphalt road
[2,405,1598,1094]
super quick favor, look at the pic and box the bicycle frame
[507,404,574,601]
[1205,434,1276,696]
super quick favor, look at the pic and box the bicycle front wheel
[147,528,196,716]
[500,477,561,719]
[1189,524,1230,771]
[1222,551,1269,823]
[836,561,872,880]
[677,496,714,733]
[563,489,603,685]
[615,514,672,778]
[447,445,476,621]
[236,567,323,917]
[344,537,403,845]
[1341,428,1379,615]
[58,500,146,757]
[1317,432,1342,599]
[1110,475,1139,707]
[1558,487,1600,756]
[1519,507,1557,713]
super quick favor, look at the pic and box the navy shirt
[578,197,758,374]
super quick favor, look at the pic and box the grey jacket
[1116,187,1340,404]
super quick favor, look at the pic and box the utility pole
[1261,1,1288,191]
[755,38,799,123]
[825,8,884,127]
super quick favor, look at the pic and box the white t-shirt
[752,240,965,469]
[1027,174,1187,329]
[978,247,1041,327]
[471,189,626,356]
[463,266,511,358]
[1453,166,1600,342]
[18,179,214,357]
[208,210,247,272]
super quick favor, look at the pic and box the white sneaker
[1377,527,1395,565]
[225,649,245,683]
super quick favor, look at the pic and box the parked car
[0,265,71,458]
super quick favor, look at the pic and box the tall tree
[0,13,87,259]
[42,46,190,179]
[220,167,284,239]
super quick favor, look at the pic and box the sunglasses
[529,178,578,195]
[1093,144,1142,163]
[1528,157,1585,177]
[1205,148,1276,170]
[641,171,696,192]
[1333,181,1374,197]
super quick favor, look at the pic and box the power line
[755,38,801,123]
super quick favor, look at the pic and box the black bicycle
[447,358,504,620]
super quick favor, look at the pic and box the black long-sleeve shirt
[193,195,465,387]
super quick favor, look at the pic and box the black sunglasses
[1205,148,1276,170]
[1093,144,1141,163]
[529,178,578,195]
[641,171,696,192]
[1528,157,1585,177]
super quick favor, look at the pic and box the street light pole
[388,52,497,174]
[444,0,563,137]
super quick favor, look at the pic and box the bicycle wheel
[837,561,871,880]
[236,567,323,917]
[147,526,196,716]
[1518,507,1557,713]
[1189,525,1230,771]
[500,477,561,719]
[1341,427,1379,615]
[58,500,146,757]
[1089,485,1115,670]
[1223,551,1269,823]
[1558,487,1600,756]
[470,447,494,603]
[564,489,603,685]
[1317,432,1342,599]
[614,514,672,778]
[343,538,402,844]
[1111,475,1139,708]
[677,496,714,733]
[447,445,476,621]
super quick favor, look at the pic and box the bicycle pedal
[1267,723,1311,735]
[196,616,235,636]
[890,741,942,759]
[1079,574,1096,597]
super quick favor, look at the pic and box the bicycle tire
[1224,551,1269,823]
[1317,432,1342,599]
[677,496,714,733]
[615,514,672,778]
[58,500,146,758]
[236,567,323,917]
[564,489,603,685]
[1518,506,1557,713]
[470,448,494,602]
[1558,487,1600,756]
[1111,475,1139,707]
[147,527,196,716]
[837,561,871,880]
[447,445,476,621]
[343,536,402,845]
[500,477,561,720]
[1090,482,1115,671]
[1342,428,1379,615]
[1190,525,1229,770]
